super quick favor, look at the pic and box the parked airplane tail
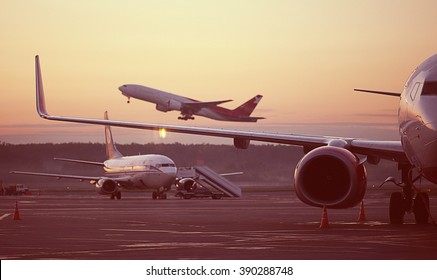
[104,111,123,159]
[232,95,263,116]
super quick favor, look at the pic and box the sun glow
[159,128,167,139]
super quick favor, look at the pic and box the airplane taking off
[119,84,264,122]
[11,111,177,200]
[33,54,437,224]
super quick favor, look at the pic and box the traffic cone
[357,200,367,223]
[319,205,329,229]
[13,201,21,221]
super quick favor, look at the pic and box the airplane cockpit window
[405,67,418,88]
[422,81,437,95]
[409,82,421,100]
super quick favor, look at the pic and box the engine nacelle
[176,178,197,192]
[156,100,182,112]
[156,104,170,112]
[96,178,118,195]
[234,138,250,149]
[294,146,367,209]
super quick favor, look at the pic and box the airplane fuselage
[103,154,177,190]
[399,54,437,183]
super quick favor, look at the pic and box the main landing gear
[381,164,431,224]
[152,186,169,200]
[178,115,195,120]
[110,190,122,200]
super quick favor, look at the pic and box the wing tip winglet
[35,54,49,118]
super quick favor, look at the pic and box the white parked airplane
[11,111,177,200]
[33,54,437,224]
[119,84,264,122]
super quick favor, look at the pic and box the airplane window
[422,81,437,95]
[158,163,175,167]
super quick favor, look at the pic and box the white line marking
[0,214,11,221]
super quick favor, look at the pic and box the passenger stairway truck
[194,165,241,198]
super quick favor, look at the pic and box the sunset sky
[1,1,437,145]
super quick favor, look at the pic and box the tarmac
[1,187,437,260]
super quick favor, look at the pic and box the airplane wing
[354,88,401,97]
[182,99,233,109]
[54,158,105,166]
[10,170,133,186]
[34,55,409,165]
[10,171,100,182]
[181,100,233,114]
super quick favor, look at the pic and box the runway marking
[0,214,11,221]
[120,242,218,248]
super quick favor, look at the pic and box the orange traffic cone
[13,201,20,221]
[357,200,367,223]
[319,206,329,229]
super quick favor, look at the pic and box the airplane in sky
[119,84,264,122]
[11,111,177,200]
[33,54,437,224]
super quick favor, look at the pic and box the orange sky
[1,1,437,144]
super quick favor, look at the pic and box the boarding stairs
[177,166,241,198]
[193,165,241,198]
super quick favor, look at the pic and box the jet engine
[156,100,182,112]
[176,178,197,192]
[294,146,367,209]
[234,138,250,149]
[96,178,118,195]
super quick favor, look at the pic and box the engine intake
[294,146,367,209]
[234,138,250,149]
[96,179,118,195]
[176,178,197,192]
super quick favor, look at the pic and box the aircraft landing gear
[152,187,168,200]
[110,190,122,200]
[178,115,195,120]
[413,192,430,224]
[127,97,130,104]
[383,164,430,224]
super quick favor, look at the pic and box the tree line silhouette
[0,142,397,187]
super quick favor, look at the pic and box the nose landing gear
[380,165,432,225]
